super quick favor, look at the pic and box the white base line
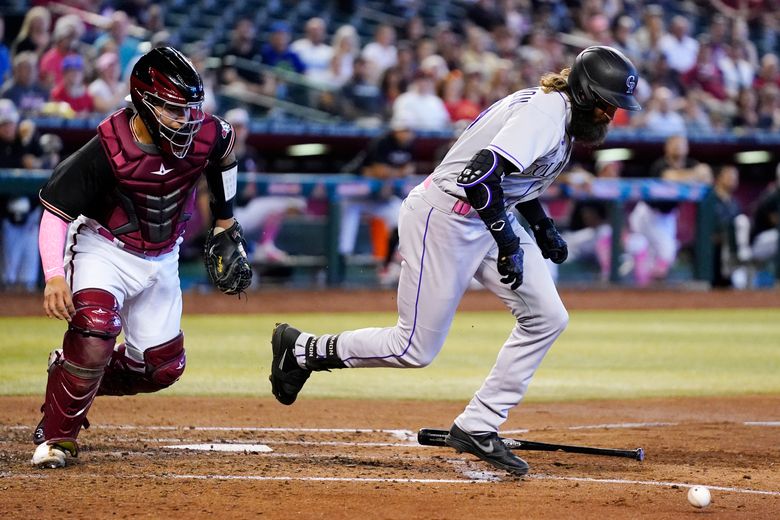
[10,421,780,434]
[2,472,778,496]
[527,474,780,497]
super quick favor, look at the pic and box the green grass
[2,309,779,400]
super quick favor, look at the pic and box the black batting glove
[532,218,568,264]
[497,245,524,290]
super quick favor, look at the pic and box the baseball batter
[270,46,641,475]
[31,47,251,469]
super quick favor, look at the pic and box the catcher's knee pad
[98,333,185,395]
[143,333,186,388]
[64,289,122,367]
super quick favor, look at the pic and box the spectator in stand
[339,57,383,126]
[485,59,516,106]
[361,25,398,85]
[51,54,94,115]
[719,41,757,99]
[261,22,306,103]
[635,86,687,136]
[0,99,43,291]
[141,4,166,35]
[681,39,729,103]
[219,19,266,95]
[732,87,760,130]
[644,53,685,97]
[441,71,482,124]
[392,69,451,131]
[185,41,219,115]
[628,134,713,285]
[708,164,752,288]
[261,21,306,74]
[0,52,49,117]
[224,108,306,264]
[379,66,407,119]
[493,25,519,62]
[634,4,665,66]
[659,15,699,75]
[10,7,51,57]
[756,84,780,131]
[38,133,62,169]
[750,164,780,267]
[404,16,426,44]
[325,25,359,88]
[395,41,417,85]
[291,17,333,85]
[39,16,83,90]
[682,91,715,135]
[611,15,641,65]
[461,25,502,82]
[92,11,141,75]
[88,52,127,114]
[753,53,780,90]
[338,116,416,283]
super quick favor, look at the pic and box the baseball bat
[417,428,645,461]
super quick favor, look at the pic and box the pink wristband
[39,210,69,281]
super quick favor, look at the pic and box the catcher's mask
[130,47,205,159]
[568,45,642,113]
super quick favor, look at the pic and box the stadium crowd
[0,1,779,290]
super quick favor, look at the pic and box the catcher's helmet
[568,46,641,112]
[130,47,205,158]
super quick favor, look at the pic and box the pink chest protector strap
[39,209,69,282]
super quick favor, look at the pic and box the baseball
[687,486,711,508]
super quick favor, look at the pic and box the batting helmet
[130,47,205,158]
[568,46,641,112]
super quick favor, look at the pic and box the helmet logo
[625,75,636,94]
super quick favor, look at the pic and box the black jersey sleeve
[39,136,115,222]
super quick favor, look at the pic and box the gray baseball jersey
[432,87,573,206]
[294,87,573,433]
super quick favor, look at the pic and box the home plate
[164,443,273,453]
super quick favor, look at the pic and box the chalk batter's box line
[1,472,778,496]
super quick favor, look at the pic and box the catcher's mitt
[203,221,252,295]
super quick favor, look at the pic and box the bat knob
[637,448,645,462]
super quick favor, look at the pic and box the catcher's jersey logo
[219,119,231,139]
[150,163,173,176]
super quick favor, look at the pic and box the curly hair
[539,68,571,94]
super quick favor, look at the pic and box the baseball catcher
[32,47,251,469]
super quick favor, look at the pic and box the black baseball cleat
[269,323,311,405]
[445,423,530,476]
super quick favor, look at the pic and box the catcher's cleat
[31,441,74,469]
[269,323,311,405]
[445,423,530,476]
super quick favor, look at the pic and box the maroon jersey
[40,109,235,256]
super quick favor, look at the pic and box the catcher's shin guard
[98,333,185,396]
[35,289,122,453]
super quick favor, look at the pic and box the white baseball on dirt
[687,486,711,508]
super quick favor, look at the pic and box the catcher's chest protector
[97,109,219,255]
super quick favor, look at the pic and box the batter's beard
[569,107,610,146]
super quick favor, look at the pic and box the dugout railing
[3,169,759,288]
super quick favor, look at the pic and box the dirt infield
[1,395,779,519]
[1,286,778,316]
[2,288,779,518]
